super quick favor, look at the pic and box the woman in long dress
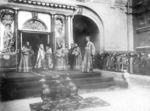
[45,45,53,69]
[18,45,32,72]
[72,43,82,70]
[35,44,46,69]
[82,36,95,72]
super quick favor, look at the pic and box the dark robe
[68,47,75,70]
[133,56,140,74]
[139,54,146,75]
[145,56,150,75]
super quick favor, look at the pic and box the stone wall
[83,0,132,51]
[132,0,150,49]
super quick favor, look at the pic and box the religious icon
[3,24,14,52]
[1,12,14,53]
[54,16,65,48]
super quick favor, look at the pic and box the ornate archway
[75,6,104,54]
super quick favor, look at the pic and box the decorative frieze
[11,0,77,11]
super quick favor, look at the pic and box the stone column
[14,9,19,69]
[50,14,55,50]
[64,15,69,47]
[0,15,1,52]
[70,15,74,46]
[67,15,74,48]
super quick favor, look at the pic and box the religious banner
[54,15,65,48]
[0,9,15,53]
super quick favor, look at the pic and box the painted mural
[0,9,14,53]
[54,15,65,48]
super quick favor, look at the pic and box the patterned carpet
[30,96,110,111]
[30,73,110,111]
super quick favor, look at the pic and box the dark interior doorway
[73,15,100,54]
[22,33,48,53]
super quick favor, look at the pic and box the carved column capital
[13,8,20,14]
[50,13,55,18]
[64,15,69,20]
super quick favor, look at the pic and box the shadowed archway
[73,15,100,54]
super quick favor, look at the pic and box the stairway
[0,70,114,101]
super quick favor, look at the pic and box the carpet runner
[30,96,110,111]
[29,72,110,111]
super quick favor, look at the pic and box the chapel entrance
[22,33,49,53]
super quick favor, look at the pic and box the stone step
[0,70,114,101]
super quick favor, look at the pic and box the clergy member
[55,44,64,70]
[45,45,53,69]
[18,45,32,72]
[72,43,82,70]
[82,36,95,72]
[68,43,75,70]
[35,44,46,69]
[63,44,69,66]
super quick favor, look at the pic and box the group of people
[95,52,150,75]
[18,36,96,73]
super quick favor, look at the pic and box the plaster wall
[82,2,132,52]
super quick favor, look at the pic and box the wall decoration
[54,15,65,48]
[22,19,48,31]
[0,9,15,53]
[3,24,14,52]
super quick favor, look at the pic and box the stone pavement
[1,70,150,111]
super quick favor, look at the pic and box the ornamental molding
[22,19,48,31]
[11,0,77,11]
[0,9,14,26]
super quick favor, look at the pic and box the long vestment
[55,48,67,70]
[82,41,95,72]
[45,48,53,69]
[63,48,69,65]
[68,47,75,70]
[18,47,32,72]
[35,48,45,69]
[72,47,82,70]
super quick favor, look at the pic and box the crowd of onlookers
[94,52,150,75]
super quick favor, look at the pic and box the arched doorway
[73,15,100,54]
